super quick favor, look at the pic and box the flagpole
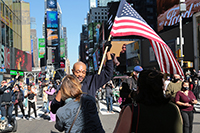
[98,35,112,75]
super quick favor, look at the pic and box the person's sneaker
[48,120,53,122]
[22,117,26,120]
[27,117,32,121]
[16,117,21,120]
[7,124,13,128]
[35,116,40,120]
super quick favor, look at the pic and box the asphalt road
[10,98,200,133]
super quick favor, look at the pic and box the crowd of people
[1,41,200,133]
[0,72,62,130]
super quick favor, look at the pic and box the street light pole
[179,0,186,68]
[180,12,183,67]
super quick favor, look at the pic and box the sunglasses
[122,47,126,48]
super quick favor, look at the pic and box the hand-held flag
[110,0,184,76]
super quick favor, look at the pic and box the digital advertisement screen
[14,48,32,71]
[47,11,58,28]
[47,0,57,9]
[47,29,58,46]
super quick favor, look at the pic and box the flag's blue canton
[117,1,147,24]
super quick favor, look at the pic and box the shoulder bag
[14,91,20,105]
[130,103,140,133]
[68,101,82,133]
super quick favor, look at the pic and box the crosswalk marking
[98,100,121,115]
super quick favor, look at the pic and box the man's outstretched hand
[104,41,112,52]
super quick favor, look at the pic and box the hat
[133,66,143,72]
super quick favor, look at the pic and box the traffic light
[85,49,89,61]
[183,61,193,68]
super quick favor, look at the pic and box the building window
[147,8,153,13]
[6,25,9,47]
[102,12,104,15]
[98,12,100,15]
[102,16,104,19]
[147,16,153,19]
[95,12,97,15]
[146,0,153,4]
[98,16,100,19]
[1,21,5,46]
[95,16,97,19]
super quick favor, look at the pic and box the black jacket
[0,78,18,104]
[51,60,113,114]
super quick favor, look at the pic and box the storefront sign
[157,0,200,32]
[10,70,23,76]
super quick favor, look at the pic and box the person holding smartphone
[175,81,198,133]
[25,84,40,120]
[0,73,20,128]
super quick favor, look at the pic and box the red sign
[157,0,200,32]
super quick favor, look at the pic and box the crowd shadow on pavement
[50,130,59,133]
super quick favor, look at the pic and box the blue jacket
[51,59,113,114]
[55,95,105,133]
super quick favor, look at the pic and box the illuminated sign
[157,0,200,32]
[10,70,24,76]
[47,11,58,28]
[47,0,57,9]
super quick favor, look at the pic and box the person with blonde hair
[55,75,105,133]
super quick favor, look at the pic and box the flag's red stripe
[112,24,161,41]
[149,40,164,72]
[111,30,164,45]
[113,19,160,39]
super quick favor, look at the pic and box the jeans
[181,110,193,133]
[43,101,49,113]
[106,96,113,112]
[28,101,37,118]
[1,104,13,124]
[14,100,25,117]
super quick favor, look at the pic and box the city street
[13,97,200,133]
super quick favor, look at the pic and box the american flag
[110,0,184,76]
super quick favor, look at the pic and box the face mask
[173,78,180,83]
[183,87,189,90]
[137,73,140,78]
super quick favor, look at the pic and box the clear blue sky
[26,0,89,72]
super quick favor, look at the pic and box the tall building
[30,17,39,68]
[0,0,32,81]
[89,0,96,9]
[98,0,119,7]
[21,1,31,53]
[88,7,108,23]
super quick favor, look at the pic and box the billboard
[47,0,57,9]
[38,38,45,58]
[14,48,32,71]
[47,29,58,46]
[92,50,99,71]
[126,40,141,72]
[60,38,65,58]
[47,11,58,28]
[4,46,10,69]
[110,41,135,74]
[88,22,101,44]
[157,0,200,32]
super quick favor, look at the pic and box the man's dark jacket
[0,78,18,104]
[51,60,113,114]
